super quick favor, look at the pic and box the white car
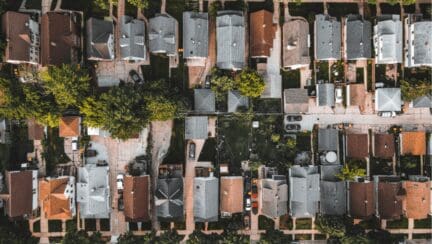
[116,174,124,192]
[335,87,343,104]
[71,137,78,151]
[379,111,396,118]
[245,198,251,211]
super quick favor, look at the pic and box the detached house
[86,18,115,61]
[41,12,80,66]
[320,165,347,215]
[403,175,430,220]
[2,11,40,65]
[194,89,215,113]
[120,16,146,61]
[149,14,178,56]
[0,170,38,219]
[262,176,288,218]
[194,176,218,222]
[124,175,150,222]
[216,11,245,70]
[346,133,369,159]
[220,176,243,217]
[405,14,432,68]
[375,88,401,114]
[373,15,403,64]
[155,177,184,221]
[183,12,208,61]
[39,176,76,220]
[249,10,276,58]
[344,15,371,60]
[289,166,320,218]
[316,83,335,107]
[315,14,341,60]
[59,116,81,138]
[283,18,310,69]
[400,131,426,156]
[348,181,374,219]
[373,133,395,159]
[77,164,110,219]
[374,175,405,220]
[283,89,309,114]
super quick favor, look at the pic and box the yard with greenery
[414,217,432,229]
[282,69,301,89]
[370,157,393,176]
[42,128,70,175]
[398,156,421,177]
[163,119,185,164]
[386,217,408,229]
[316,61,329,82]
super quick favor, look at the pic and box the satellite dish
[325,151,337,163]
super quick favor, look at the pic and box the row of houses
[5,10,430,69]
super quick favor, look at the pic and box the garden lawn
[295,218,312,230]
[163,119,185,164]
[386,217,408,229]
[414,217,432,229]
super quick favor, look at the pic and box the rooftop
[149,14,178,56]
[404,177,430,219]
[120,16,146,61]
[346,133,369,159]
[377,179,405,220]
[39,176,75,220]
[375,88,401,112]
[59,116,80,137]
[262,177,288,218]
[216,11,245,70]
[289,166,320,218]
[405,16,432,67]
[316,83,335,107]
[249,10,276,58]
[347,84,366,109]
[194,177,218,222]
[220,176,243,214]
[315,14,341,60]
[155,177,183,220]
[183,12,208,59]
[400,131,426,156]
[283,88,309,113]
[349,181,374,219]
[374,15,403,64]
[86,18,114,60]
[228,90,249,113]
[194,89,215,113]
[318,128,339,152]
[373,133,395,159]
[124,175,150,222]
[185,116,208,140]
[345,15,372,60]
[283,18,310,68]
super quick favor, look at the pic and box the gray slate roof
[155,178,184,220]
[413,95,432,108]
[120,16,146,60]
[228,90,249,112]
[315,14,341,60]
[194,89,215,112]
[289,166,320,218]
[261,178,288,218]
[345,15,372,60]
[374,15,402,64]
[183,12,208,58]
[318,128,339,151]
[194,177,218,222]
[316,83,335,107]
[282,18,311,68]
[375,88,401,112]
[76,164,110,219]
[149,14,177,56]
[185,116,208,140]
[320,165,342,181]
[405,17,432,67]
[86,18,114,60]
[216,11,245,70]
[284,88,309,113]
[320,181,347,215]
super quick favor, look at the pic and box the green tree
[336,164,366,181]
[94,0,117,10]
[156,229,183,243]
[62,228,104,244]
[211,75,236,99]
[271,134,280,143]
[235,69,265,98]
[209,1,221,18]
[80,96,106,128]
[286,137,297,149]
[401,0,416,5]
[128,0,149,9]
[340,235,370,244]
[400,79,432,102]
[0,214,38,244]
[39,64,91,109]
[220,230,249,244]
[259,229,291,244]
[187,230,220,244]
[146,96,178,121]
[315,215,346,238]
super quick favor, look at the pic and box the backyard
[42,128,70,175]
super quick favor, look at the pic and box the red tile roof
[39,177,73,220]
[249,10,276,57]
[373,133,395,159]
[220,176,244,214]
[124,175,150,222]
[2,171,34,218]
[59,116,80,137]
[400,131,426,156]
[1,11,32,63]
[404,180,430,219]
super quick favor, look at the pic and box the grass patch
[142,55,169,81]
[280,216,293,230]
[48,220,62,232]
[399,156,421,177]
[282,69,301,89]
[356,67,365,83]
[414,217,432,229]
[33,220,41,232]
[295,234,311,240]
[100,219,110,231]
[66,219,76,231]
[386,217,408,229]
[258,215,275,230]
[198,138,217,163]
[85,219,96,231]
[370,157,393,176]
[316,61,329,82]
[252,98,281,113]
[163,119,185,164]
[208,213,243,230]
[295,218,312,229]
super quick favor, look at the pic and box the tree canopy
[62,228,104,244]
[235,69,265,98]
[336,164,366,181]
[400,79,431,102]
[315,215,347,238]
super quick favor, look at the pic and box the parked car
[118,195,124,211]
[189,142,196,159]
[285,124,301,131]
[379,111,396,118]
[252,201,258,215]
[117,174,124,193]
[251,179,258,199]
[245,198,251,211]
[245,180,251,196]
[286,115,302,122]
[204,75,211,88]
[243,215,250,230]
[71,137,78,151]
[335,87,343,104]
[84,149,97,157]
[129,70,143,84]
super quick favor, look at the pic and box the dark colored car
[251,179,258,200]
[84,149,97,157]
[285,124,301,131]
[118,195,124,211]
[245,180,251,196]
[243,215,250,230]
[286,115,302,122]
[189,142,196,159]
[129,70,143,84]
[252,201,258,215]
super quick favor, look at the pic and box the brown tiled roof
[41,12,80,66]
[349,181,374,219]
[400,131,426,156]
[124,175,150,222]
[282,18,310,68]
[2,171,33,218]
[404,180,430,219]
[220,176,243,214]
[346,133,369,159]
[39,177,73,220]
[27,118,44,140]
[374,133,395,159]
[348,84,366,109]
[377,182,405,219]
[1,11,31,63]
[59,116,80,137]
[249,10,275,57]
